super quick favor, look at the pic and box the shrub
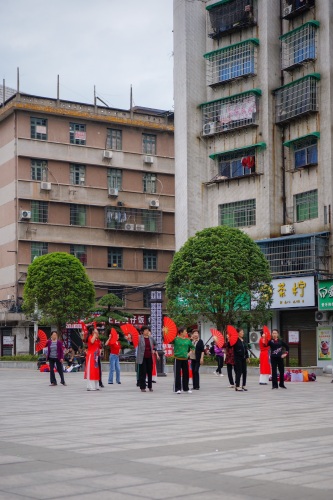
[0,355,38,361]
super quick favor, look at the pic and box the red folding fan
[162,317,177,344]
[210,328,225,348]
[120,323,139,348]
[226,325,238,346]
[36,329,48,351]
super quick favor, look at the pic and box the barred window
[143,250,157,270]
[107,168,122,190]
[142,134,156,155]
[207,0,256,39]
[108,248,123,269]
[70,204,86,226]
[70,123,86,145]
[106,129,122,150]
[31,201,48,223]
[294,137,318,169]
[70,164,86,185]
[31,160,48,181]
[31,117,47,140]
[219,199,256,228]
[31,242,48,262]
[281,22,318,71]
[275,75,319,124]
[70,245,87,266]
[294,190,318,222]
[218,148,256,179]
[105,207,162,233]
[143,173,157,193]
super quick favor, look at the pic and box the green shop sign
[318,280,333,310]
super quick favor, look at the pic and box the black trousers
[98,357,103,384]
[49,358,65,385]
[235,358,247,388]
[191,359,200,389]
[139,357,153,390]
[174,359,189,392]
[271,357,285,388]
[215,355,224,374]
[227,363,235,385]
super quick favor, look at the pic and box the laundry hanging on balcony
[241,156,255,169]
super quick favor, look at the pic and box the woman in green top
[172,327,194,394]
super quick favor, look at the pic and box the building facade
[173,0,333,366]
[0,91,174,354]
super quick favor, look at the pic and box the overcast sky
[1,0,174,111]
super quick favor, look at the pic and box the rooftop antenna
[130,84,133,119]
[57,74,60,103]
[17,67,20,97]
[2,79,5,105]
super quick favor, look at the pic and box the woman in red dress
[259,331,271,385]
[84,326,100,391]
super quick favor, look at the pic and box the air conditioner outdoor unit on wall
[124,223,135,231]
[249,331,260,344]
[103,150,113,159]
[40,182,51,191]
[144,156,154,164]
[149,199,159,208]
[280,224,295,235]
[203,122,216,136]
[315,311,330,322]
[20,210,31,220]
[136,224,145,231]
[108,187,119,197]
[283,5,292,16]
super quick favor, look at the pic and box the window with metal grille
[70,245,87,266]
[108,247,123,269]
[30,117,47,140]
[107,168,122,190]
[142,134,156,155]
[70,164,86,185]
[281,22,318,71]
[143,250,157,270]
[31,201,48,223]
[282,0,315,20]
[294,190,318,222]
[218,147,256,179]
[207,0,256,39]
[294,137,318,169]
[201,90,260,136]
[143,173,157,193]
[106,129,122,150]
[31,242,48,261]
[219,199,256,228]
[69,123,86,145]
[275,74,319,124]
[31,160,48,181]
[205,39,258,86]
[105,207,162,233]
[70,204,86,226]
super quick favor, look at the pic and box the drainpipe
[280,3,287,225]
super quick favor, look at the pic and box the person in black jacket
[189,329,205,390]
[233,328,249,392]
[267,329,289,389]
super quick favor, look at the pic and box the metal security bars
[275,74,319,124]
[207,0,257,39]
[282,0,315,20]
[31,201,48,223]
[208,143,266,181]
[31,242,48,262]
[283,133,319,170]
[280,22,319,71]
[201,89,260,136]
[294,189,318,222]
[219,199,256,228]
[257,232,329,276]
[31,160,48,181]
[105,207,162,233]
[204,39,258,86]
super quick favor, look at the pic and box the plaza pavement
[0,368,332,500]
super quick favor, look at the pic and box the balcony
[207,0,257,40]
[282,0,315,20]
[105,207,162,233]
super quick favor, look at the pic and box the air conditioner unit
[144,156,154,164]
[136,224,145,231]
[280,224,295,236]
[203,122,216,136]
[103,150,113,159]
[124,223,135,231]
[149,199,159,208]
[315,311,330,322]
[249,331,260,344]
[283,5,292,16]
[20,210,31,220]
[40,181,51,191]
[108,187,119,197]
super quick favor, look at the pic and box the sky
[1,0,174,112]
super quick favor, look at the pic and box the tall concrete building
[174,0,333,366]
[0,91,174,354]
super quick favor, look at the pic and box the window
[143,173,157,193]
[31,201,48,223]
[294,137,318,169]
[143,290,151,308]
[70,164,86,185]
[282,0,315,20]
[294,190,318,222]
[105,207,162,233]
[70,123,86,145]
[143,250,157,270]
[30,117,47,140]
[142,134,156,155]
[281,22,318,71]
[219,199,256,228]
[108,286,124,301]
[31,242,48,261]
[107,168,122,190]
[70,204,86,226]
[106,129,122,150]
[70,245,87,266]
[207,0,256,39]
[31,160,48,181]
[275,74,319,124]
[218,148,256,179]
[108,248,123,268]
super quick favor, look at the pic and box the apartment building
[173,0,333,366]
[0,91,174,355]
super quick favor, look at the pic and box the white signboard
[3,336,14,345]
[271,276,315,309]
[288,331,300,343]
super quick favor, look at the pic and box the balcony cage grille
[281,22,319,71]
[207,0,257,39]
[205,39,258,86]
[282,0,315,20]
[275,75,319,124]
[105,207,162,233]
[201,90,260,136]
[257,232,329,277]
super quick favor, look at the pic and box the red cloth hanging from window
[241,156,255,169]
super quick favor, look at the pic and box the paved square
[0,368,332,499]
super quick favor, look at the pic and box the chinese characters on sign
[318,280,333,310]
[317,327,332,361]
[288,331,300,344]
[271,276,315,309]
[150,290,163,349]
